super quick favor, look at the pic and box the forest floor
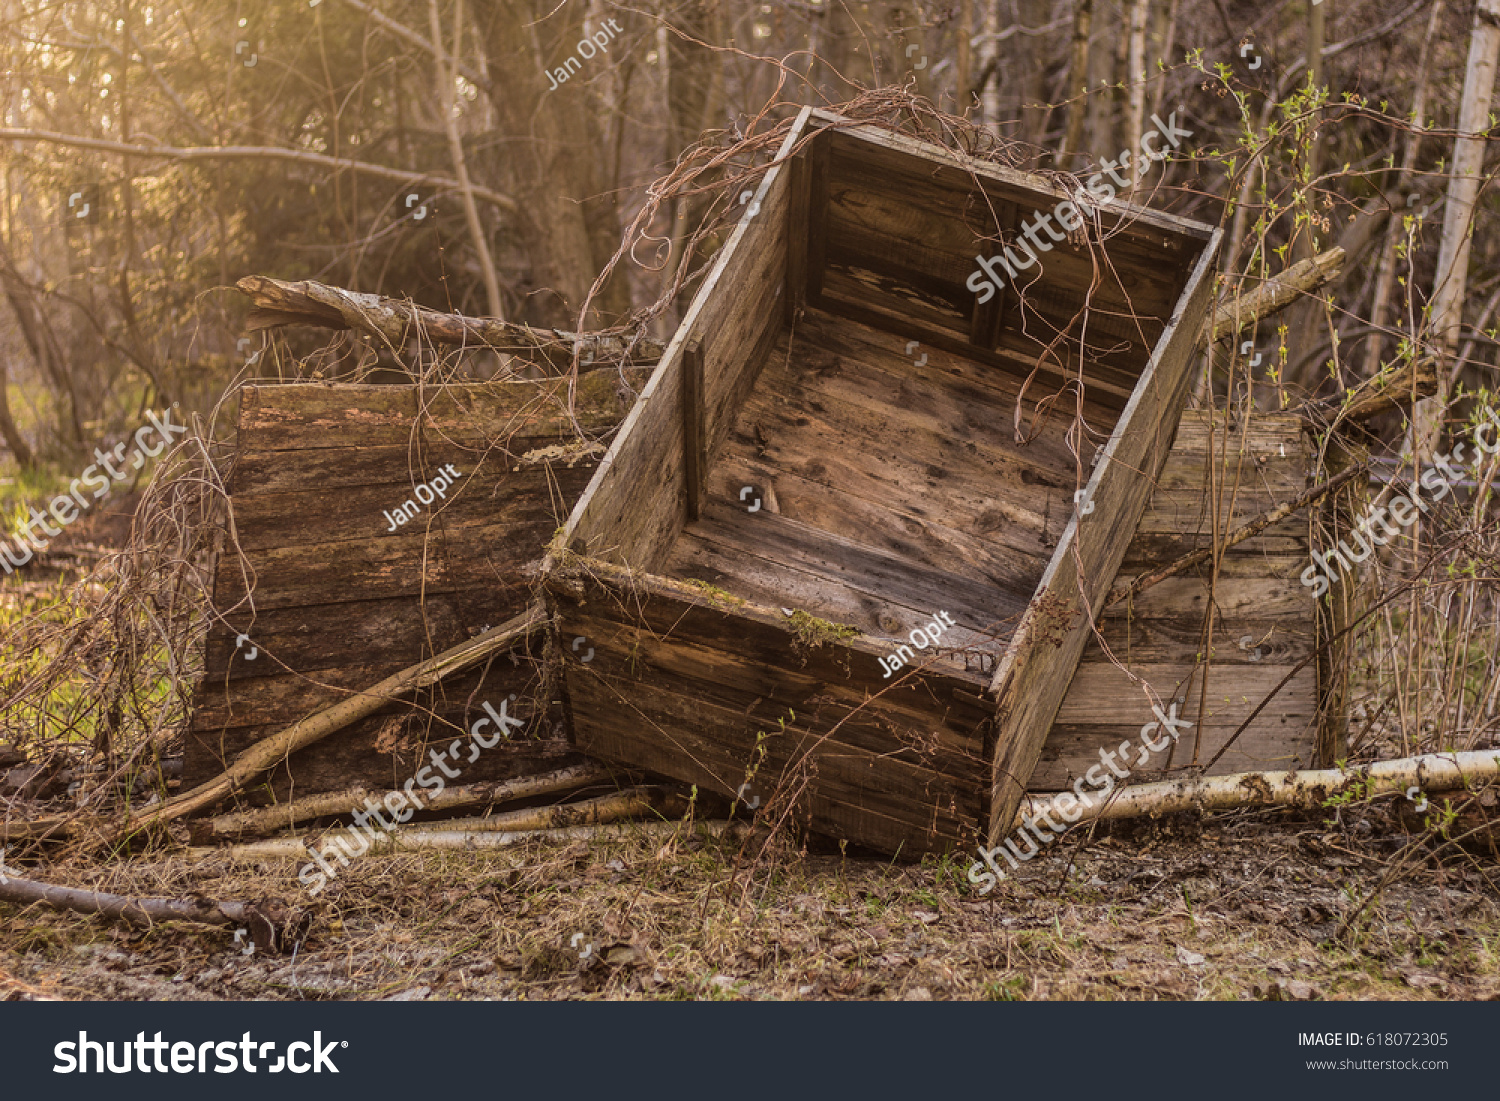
[4,482,1499,1001]
[2,807,1498,1002]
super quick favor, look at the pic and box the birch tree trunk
[1411,0,1500,459]
[1122,0,1148,192]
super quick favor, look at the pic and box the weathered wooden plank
[234,372,639,453]
[784,144,811,324]
[564,603,990,761]
[682,340,706,522]
[211,523,548,610]
[712,454,1051,597]
[701,180,793,467]
[811,114,1212,251]
[561,617,986,850]
[568,684,970,854]
[670,500,1027,642]
[185,662,578,793]
[223,466,591,552]
[987,226,1222,842]
[1102,573,1313,620]
[230,437,602,497]
[722,342,1089,553]
[1056,663,1319,723]
[1076,616,1315,666]
[805,115,831,305]
[190,659,544,731]
[566,634,985,795]
[809,274,1138,411]
[200,593,543,681]
[185,721,582,798]
[772,309,1100,477]
[819,238,1174,387]
[1029,715,1317,789]
[1042,405,1318,792]
[550,562,991,759]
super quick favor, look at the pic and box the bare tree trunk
[1147,0,1179,121]
[1361,0,1444,381]
[1085,0,1116,158]
[475,0,629,328]
[1284,0,1330,393]
[0,361,33,467]
[957,0,974,116]
[430,0,504,320]
[1412,0,1500,459]
[1061,0,1093,169]
[978,0,1002,139]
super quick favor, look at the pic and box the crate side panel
[548,566,989,854]
[184,379,616,792]
[565,125,801,572]
[1033,411,1318,789]
[986,228,1222,841]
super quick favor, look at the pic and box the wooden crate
[543,108,1224,856]
[184,372,640,798]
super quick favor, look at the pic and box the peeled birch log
[202,819,746,861]
[196,764,614,843]
[1023,748,1500,826]
[236,275,665,372]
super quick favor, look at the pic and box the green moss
[683,578,747,609]
[787,609,859,649]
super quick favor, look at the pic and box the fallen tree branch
[1205,248,1345,344]
[1023,747,1500,826]
[1104,460,1370,608]
[2,605,546,843]
[203,819,748,861]
[195,763,615,843]
[236,275,665,371]
[399,786,688,834]
[1299,354,1441,429]
[0,872,299,951]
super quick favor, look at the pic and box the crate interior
[661,306,1116,668]
[646,118,1208,671]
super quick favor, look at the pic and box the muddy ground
[2,804,1497,1001]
